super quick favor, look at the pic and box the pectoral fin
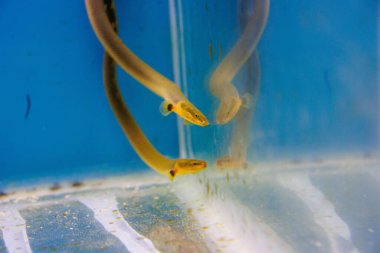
[241,93,254,109]
[159,101,174,116]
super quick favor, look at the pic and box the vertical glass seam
[168,0,194,158]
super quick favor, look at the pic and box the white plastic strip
[174,177,294,253]
[168,0,194,158]
[0,207,33,253]
[277,174,359,253]
[176,0,195,158]
[168,0,187,158]
[77,196,159,253]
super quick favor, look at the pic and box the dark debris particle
[50,183,61,191]
[25,94,31,119]
[71,181,84,188]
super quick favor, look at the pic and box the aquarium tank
[0,0,379,252]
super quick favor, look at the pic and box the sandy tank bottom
[0,155,379,253]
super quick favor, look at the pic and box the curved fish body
[209,0,269,124]
[101,0,207,180]
[85,0,208,126]
[217,51,260,169]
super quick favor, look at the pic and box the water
[0,158,378,252]
[0,0,179,182]
[0,0,379,252]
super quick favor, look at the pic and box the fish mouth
[215,97,241,124]
[176,101,209,126]
[195,116,209,126]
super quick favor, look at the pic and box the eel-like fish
[101,0,207,180]
[209,0,269,124]
[85,0,208,126]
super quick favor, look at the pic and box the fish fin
[159,101,173,116]
[169,169,176,181]
[183,119,193,125]
[241,93,254,109]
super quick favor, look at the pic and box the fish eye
[167,104,173,111]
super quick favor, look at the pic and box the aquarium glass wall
[0,0,181,183]
[172,0,379,166]
[0,1,379,253]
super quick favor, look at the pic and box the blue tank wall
[178,0,379,162]
[254,0,379,159]
[0,0,179,182]
[0,0,378,184]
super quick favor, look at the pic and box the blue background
[0,0,378,184]
[179,0,379,162]
[0,0,179,183]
